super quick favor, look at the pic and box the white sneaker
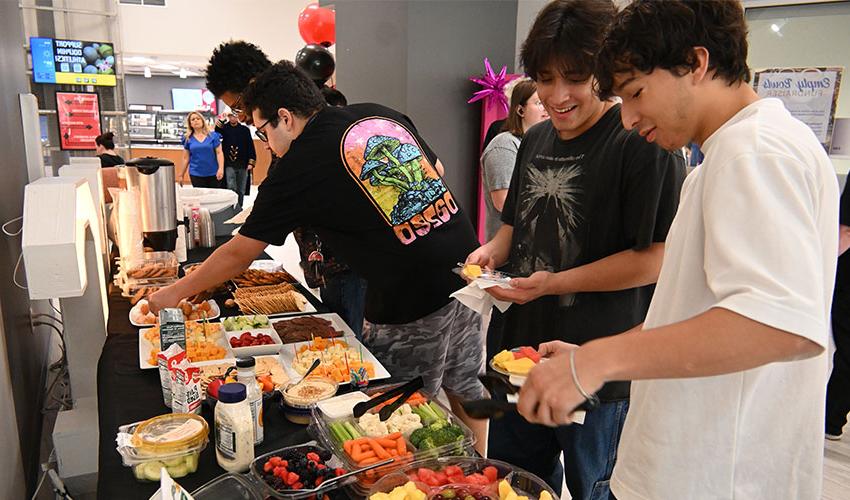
[825,432,842,441]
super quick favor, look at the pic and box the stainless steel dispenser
[123,157,178,251]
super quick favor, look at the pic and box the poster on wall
[752,66,843,151]
[171,88,217,113]
[55,91,102,151]
[30,37,116,86]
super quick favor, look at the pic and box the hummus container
[280,377,338,424]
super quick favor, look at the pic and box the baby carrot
[376,437,398,449]
[385,432,402,440]
[343,440,353,455]
[367,438,391,459]
[358,456,380,466]
[397,438,407,455]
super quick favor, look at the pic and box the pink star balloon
[468,58,518,114]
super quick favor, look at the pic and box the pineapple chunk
[463,263,482,278]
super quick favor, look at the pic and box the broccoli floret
[428,420,448,431]
[417,437,438,450]
[409,427,428,447]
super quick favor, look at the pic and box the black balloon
[296,44,335,83]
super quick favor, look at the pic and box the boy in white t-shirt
[515,1,839,498]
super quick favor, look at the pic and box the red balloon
[298,3,336,46]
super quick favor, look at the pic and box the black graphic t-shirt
[240,104,478,324]
[500,104,686,400]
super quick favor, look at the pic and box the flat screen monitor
[31,37,116,86]
[171,88,217,114]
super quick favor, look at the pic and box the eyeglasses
[254,117,275,142]
[229,94,244,115]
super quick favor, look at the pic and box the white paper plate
[224,328,283,357]
[248,260,283,272]
[276,313,391,382]
[129,299,220,327]
[138,324,234,370]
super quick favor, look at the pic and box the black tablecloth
[96,238,340,499]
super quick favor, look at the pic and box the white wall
[118,0,314,65]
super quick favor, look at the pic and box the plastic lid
[130,413,209,455]
[236,357,256,369]
[125,157,175,167]
[219,383,247,403]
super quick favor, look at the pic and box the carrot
[397,438,407,455]
[376,437,398,449]
[389,449,398,456]
[350,443,364,462]
[349,437,370,446]
[367,438,391,459]
[358,456,380,466]
[385,432,402,440]
[343,440,353,455]
[358,450,376,460]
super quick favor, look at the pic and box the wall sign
[56,92,102,151]
[753,66,843,151]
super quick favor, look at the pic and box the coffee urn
[123,157,179,251]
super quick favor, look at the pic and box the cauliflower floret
[358,413,390,437]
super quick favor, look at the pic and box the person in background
[95,131,124,167]
[215,111,256,208]
[466,1,685,497]
[480,79,548,241]
[826,183,850,440]
[178,111,224,188]
[294,86,369,338]
[95,131,124,204]
[517,1,838,499]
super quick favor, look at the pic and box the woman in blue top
[178,111,224,187]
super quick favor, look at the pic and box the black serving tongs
[352,376,425,421]
[462,372,599,420]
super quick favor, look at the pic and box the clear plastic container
[309,385,476,495]
[249,442,356,499]
[191,472,264,500]
[122,277,178,301]
[368,456,559,500]
[116,413,209,482]
[123,251,179,280]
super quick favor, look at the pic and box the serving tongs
[352,376,425,421]
[462,372,599,420]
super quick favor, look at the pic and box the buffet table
[96,238,345,499]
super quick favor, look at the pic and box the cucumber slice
[184,452,199,472]
[163,456,184,467]
[142,461,164,481]
[167,463,189,478]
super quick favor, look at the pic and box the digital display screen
[31,37,117,86]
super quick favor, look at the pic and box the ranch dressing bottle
[236,357,264,445]
[214,383,254,472]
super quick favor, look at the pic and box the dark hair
[595,0,751,99]
[205,41,271,97]
[95,131,115,150]
[242,60,326,123]
[321,86,348,107]
[502,79,538,137]
[520,0,616,81]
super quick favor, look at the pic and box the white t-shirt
[610,98,839,500]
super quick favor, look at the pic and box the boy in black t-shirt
[465,1,685,498]
[149,61,488,449]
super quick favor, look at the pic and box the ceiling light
[770,23,780,32]
[144,66,151,78]
[125,55,156,65]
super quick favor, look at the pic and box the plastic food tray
[249,441,356,499]
[368,456,559,500]
[310,385,476,496]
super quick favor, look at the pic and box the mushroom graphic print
[342,117,459,245]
